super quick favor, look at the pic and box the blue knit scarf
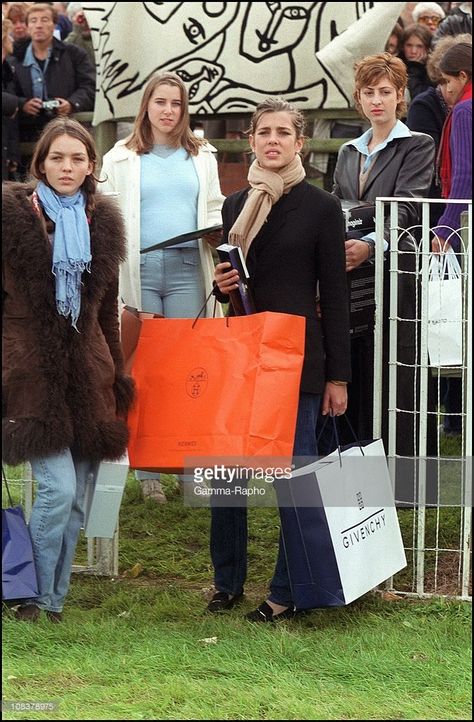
[36,181,91,330]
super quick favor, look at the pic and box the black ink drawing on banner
[82,2,404,123]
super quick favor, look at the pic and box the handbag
[2,469,39,602]
[127,311,306,472]
[427,248,463,367]
[276,419,406,609]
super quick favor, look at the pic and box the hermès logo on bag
[186,368,208,398]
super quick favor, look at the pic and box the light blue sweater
[140,146,199,250]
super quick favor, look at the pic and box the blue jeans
[210,393,321,606]
[137,246,205,485]
[25,450,98,612]
[140,246,205,317]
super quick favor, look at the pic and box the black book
[216,243,257,316]
[340,201,376,338]
[140,224,223,254]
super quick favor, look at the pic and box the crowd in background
[310,1,471,186]
[2,1,94,180]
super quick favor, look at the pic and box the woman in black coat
[2,118,134,622]
[208,98,351,622]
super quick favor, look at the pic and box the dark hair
[126,72,203,156]
[439,41,472,78]
[248,97,306,140]
[353,53,408,119]
[401,23,433,52]
[385,22,404,54]
[29,117,99,213]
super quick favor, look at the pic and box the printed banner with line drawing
[82,1,406,125]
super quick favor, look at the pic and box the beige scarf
[228,154,306,257]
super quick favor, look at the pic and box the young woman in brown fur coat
[2,117,135,622]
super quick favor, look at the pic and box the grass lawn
[2,475,472,721]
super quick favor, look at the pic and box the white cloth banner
[82,1,407,125]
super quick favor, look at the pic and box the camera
[42,99,60,111]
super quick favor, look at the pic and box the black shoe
[245,601,296,623]
[206,591,244,613]
[46,610,63,624]
[14,604,41,622]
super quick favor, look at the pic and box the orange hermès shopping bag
[127,312,305,472]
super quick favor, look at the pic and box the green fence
[19,108,361,164]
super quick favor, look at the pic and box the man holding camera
[9,2,95,175]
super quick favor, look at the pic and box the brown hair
[385,22,404,54]
[26,3,57,25]
[353,53,408,119]
[439,41,472,79]
[401,23,433,53]
[6,2,28,23]
[29,117,99,213]
[427,33,472,82]
[125,72,203,156]
[248,97,307,146]
[2,18,13,54]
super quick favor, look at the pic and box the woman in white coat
[101,71,224,316]
[101,71,225,500]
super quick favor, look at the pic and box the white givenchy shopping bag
[427,249,463,367]
[280,440,407,608]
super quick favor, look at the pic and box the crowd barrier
[373,200,471,600]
